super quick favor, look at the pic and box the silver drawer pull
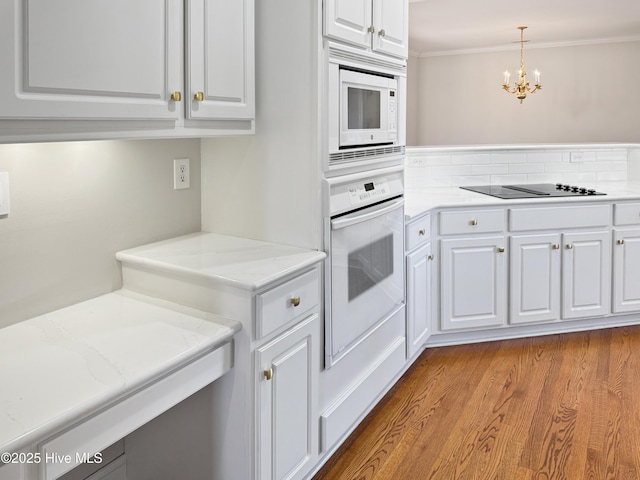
[291,296,301,307]
[427,254,434,261]
[419,229,426,236]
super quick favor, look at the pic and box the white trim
[415,34,640,58]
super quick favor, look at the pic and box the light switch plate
[0,172,9,216]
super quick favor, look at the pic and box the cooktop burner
[460,183,606,199]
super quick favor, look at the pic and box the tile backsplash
[405,145,639,189]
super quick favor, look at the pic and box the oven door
[328,196,404,365]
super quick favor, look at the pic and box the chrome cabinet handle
[264,368,273,381]
[427,254,434,261]
[378,29,386,37]
[291,296,301,307]
[617,239,625,245]
[170,91,182,102]
[368,25,375,33]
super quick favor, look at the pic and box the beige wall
[0,139,201,328]
[407,40,640,146]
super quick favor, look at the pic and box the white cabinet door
[0,461,24,480]
[257,315,318,480]
[324,0,372,50]
[613,228,640,313]
[440,236,507,331]
[186,0,255,120]
[406,242,432,358]
[0,0,182,120]
[509,234,561,324]
[562,231,611,319]
[372,0,408,58]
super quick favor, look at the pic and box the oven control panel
[348,179,391,206]
[326,168,404,217]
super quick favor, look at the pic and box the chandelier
[502,26,541,103]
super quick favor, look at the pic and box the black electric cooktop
[460,183,606,199]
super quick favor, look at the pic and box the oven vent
[329,145,405,165]
[329,47,407,76]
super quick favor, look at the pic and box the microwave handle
[331,198,404,230]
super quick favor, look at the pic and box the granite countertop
[116,232,327,291]
[0,290,241,455]
[405,181,640,220]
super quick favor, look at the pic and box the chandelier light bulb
[502,26,542,103]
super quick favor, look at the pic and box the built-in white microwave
[326,47,406,176]
[337,68,398,149]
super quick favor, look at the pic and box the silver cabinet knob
[566,244,574,249]
[552,244,560,250]
[617,239,625,245]
[367,25,375,33]
[378,29,386,37]
[427,254,434,261]
[419,229,426,236]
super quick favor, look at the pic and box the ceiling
[409,0,640,56]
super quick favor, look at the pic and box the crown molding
[415,34,640,58]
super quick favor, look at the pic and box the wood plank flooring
[313,326,640,480]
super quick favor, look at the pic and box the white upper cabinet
[0,0,182,121]
[324,0,408,59]
[186,0,255,121]
[0,0,254,141]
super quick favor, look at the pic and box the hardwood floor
[313,326,640,480]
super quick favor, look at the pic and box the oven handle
[331,197,404,230]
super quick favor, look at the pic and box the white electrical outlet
[0,172,9,216]
[173,158,190,189]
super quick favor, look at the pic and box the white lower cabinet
[562,231,611,319]
[509,234,561,324]
[0,458,25,480]
[440,236,507,330]
[406,242,432,358]
[613,228,640,313]
[257,315,318,480]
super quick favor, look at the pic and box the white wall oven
[324,166,405,368]
[327,44,406,176]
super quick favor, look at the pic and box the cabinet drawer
[406,214,430,251]
[439,209,504,235]
[614,203,640,226]
[256,269,320,339]
[510,205,611,231]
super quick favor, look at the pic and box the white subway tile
[421,176,453,187]
[527,152,563,163]
[425,155,453,166]
[452,154,491,165]
[454,175,491,186]
[508,163,545,174]
[490,174,528,185]
[544,162,580,173]
[597,150,628,162]
[490,152,527,164]
[562,172,597,182]
[432,165,472,176]
[526,173,559,183]
[471,164,509,175]
[597,171,628,181]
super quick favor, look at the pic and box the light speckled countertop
[0,290,240,455]
[405,181,640,220]
[116,232,327,291]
